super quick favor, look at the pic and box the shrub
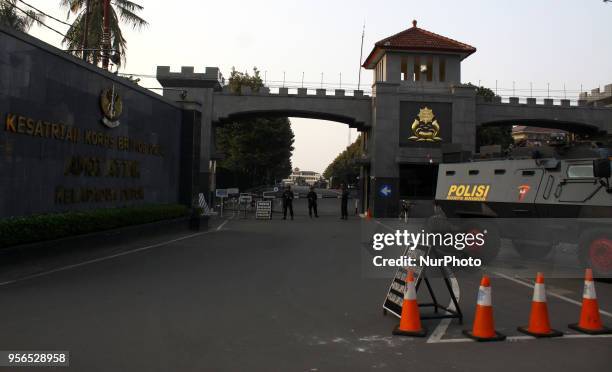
[0,204,189,248]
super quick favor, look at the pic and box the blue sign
[379,184,392,197]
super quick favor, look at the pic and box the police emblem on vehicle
[518,185,530,202]
[100,85,123,128]
[447,184,490,201]
[409,107,442,142]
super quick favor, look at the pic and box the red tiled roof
[362,20,476,68]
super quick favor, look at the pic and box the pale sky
[22,0,612,173]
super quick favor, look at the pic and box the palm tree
[60,0,147,67]
[0,0,41,32]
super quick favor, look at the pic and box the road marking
[425,309,453,343]
[493,271,612,318]
[216,211,236,232]
[426,276,461,343]
[434,334,612,343]
[0,228,221,287]
[216,219,230,231]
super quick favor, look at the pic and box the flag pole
[357,21,365,91]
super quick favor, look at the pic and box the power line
[17,0,72,27]
[7,1,78,43]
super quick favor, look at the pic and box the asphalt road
[0,199,610,371]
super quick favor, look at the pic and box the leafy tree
[471,84,514,150]
[60,0,147,67]
[215,68,294,189]
[323,135,363,188]
[0,0,42,32]
[226,67,264,93]
[475,85,495,101]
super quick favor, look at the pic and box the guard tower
[362,20,475,86]
[361,20,478,217]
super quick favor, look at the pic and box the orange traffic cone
[392,270,427,337]
[366,208,372,219]
[463,275,506,341]
[568,268,611,335]
[517,272,563,338]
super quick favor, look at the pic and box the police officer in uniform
[282,185,294,220]
[307,186,318,218]
[340,183,349,220]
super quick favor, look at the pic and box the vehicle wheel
[579,229,612,279]
[513,240,554,259]
[460,222,500,264]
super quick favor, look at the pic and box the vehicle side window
[567,164,594,178]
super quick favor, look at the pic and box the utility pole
[101,0,111,70]
[82,0,90,61]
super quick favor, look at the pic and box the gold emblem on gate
[409,107,442,142]
[100,85,123,129]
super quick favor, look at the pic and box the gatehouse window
[426,56,433,81]
[401,58,408,81]
[439,58,446,82]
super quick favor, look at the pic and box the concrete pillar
[199,89,214,200]
[156,66,223,204]
[492,96,502,103]
[544,98,554,105]
[526,98,536,105]
[178,108,202,207]
[316,89,326,96]
[297,88,307,96]
[369,88,400,218]
[278,87,289,95]
[560,99,570,107]
[578,99,588,106]
[509,97,519,104]
[335,89,345,97]
[354,90,364,97]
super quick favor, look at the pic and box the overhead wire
[16,0,72,27]
[6,0,78,43]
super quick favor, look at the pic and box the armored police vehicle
[433,142,612,277]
